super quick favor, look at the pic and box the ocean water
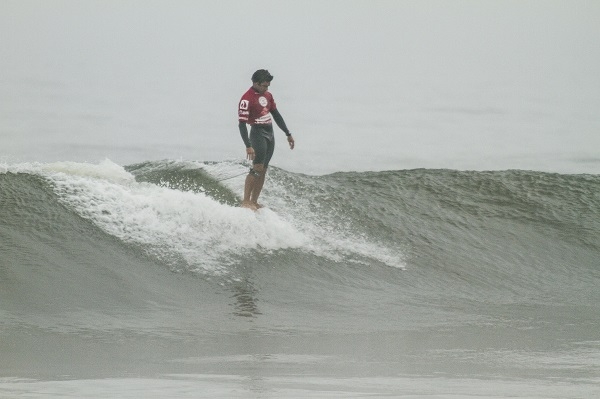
[1,160,599,398]
[2,1,600,398]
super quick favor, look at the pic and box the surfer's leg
[250,164,266,207]
[242,127,273,210]
[242,164,264,210]
[250,137,274,208]
[242,130,270,209]
[242,170,257,210]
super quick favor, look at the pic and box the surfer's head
[252,69,273,94]
[252,69,273,84]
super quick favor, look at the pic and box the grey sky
[2,1,599,172]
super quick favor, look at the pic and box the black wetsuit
[238,108,290,168]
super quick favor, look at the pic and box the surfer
[238,69,295,210]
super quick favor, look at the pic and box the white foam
[42,159,135,183]
[5,159,405,272]
[202,162,406,270]
[25,160,307,274]
[1,159,133,182]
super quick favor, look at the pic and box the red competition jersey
[238,87,277,125]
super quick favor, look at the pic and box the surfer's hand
[287,135,295,150]
[246,147,255,161]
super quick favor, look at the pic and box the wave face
[2,160,599,307]
[1,160,599,392]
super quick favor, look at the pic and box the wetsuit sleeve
[270,109,291,136]
[239,121,251,148]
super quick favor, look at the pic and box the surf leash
[214,171,247,182]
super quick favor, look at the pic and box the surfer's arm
[238,122,251,148]
[239,122,255,160]
[271,109,291,136]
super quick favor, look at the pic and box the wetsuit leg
[244,126,274,208]
[263,136,275,168]
[250,128,268,167]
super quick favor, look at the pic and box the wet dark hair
[251,69,273,83]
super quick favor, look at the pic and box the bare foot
[241,201,258,211]
[253,202,265,209]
